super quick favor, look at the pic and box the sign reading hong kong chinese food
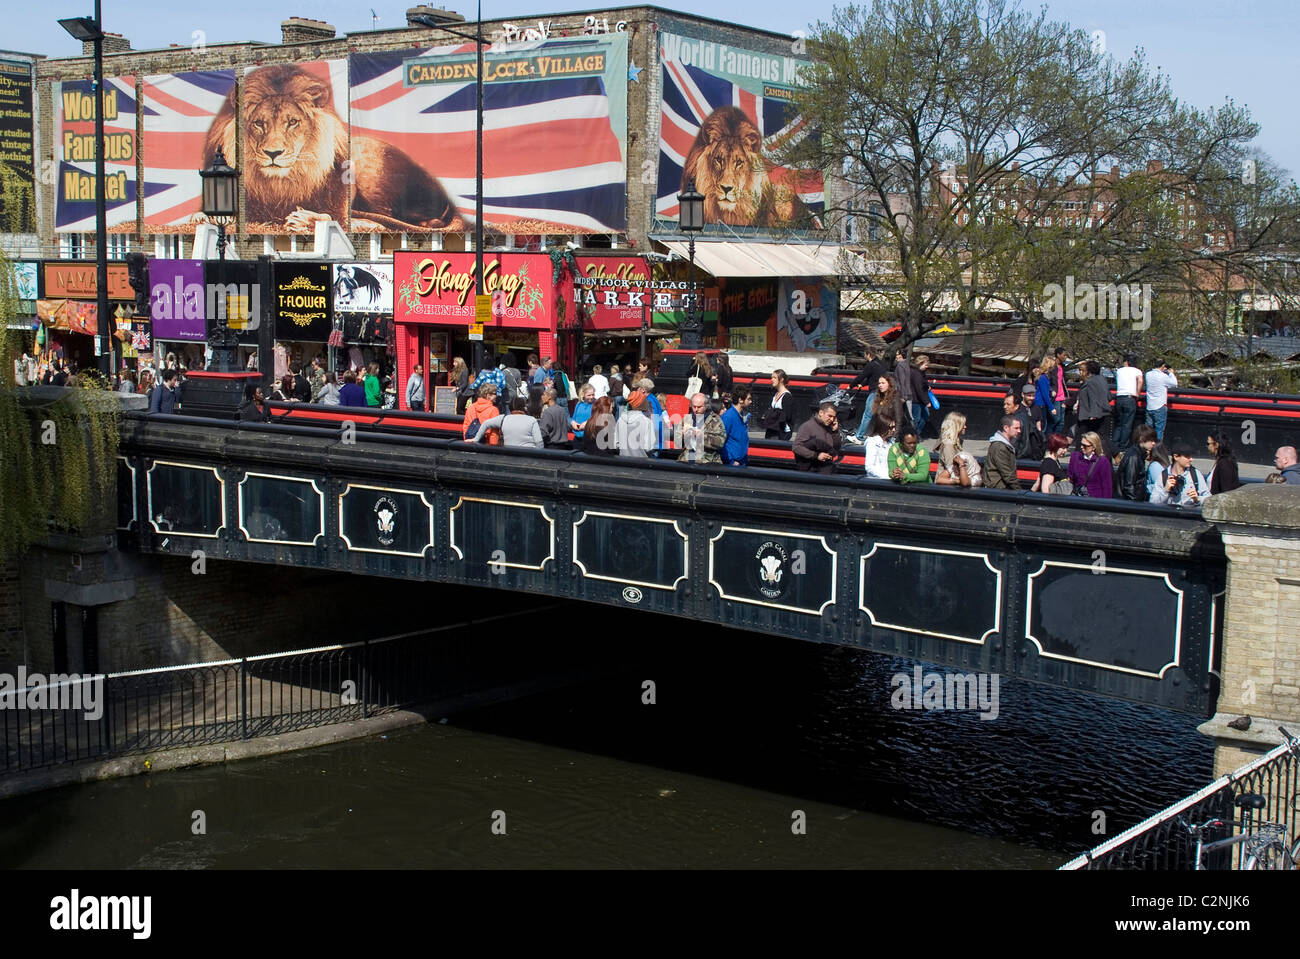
[394,252,568,330]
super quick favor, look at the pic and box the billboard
[0,59,36,233]
[351,34,628,235]
[275,262,333,342]
[56,75,138,233]
[200,60,350,235]
[655,33,822,232]
[141,70,237,232]
[333,263,393,313]
[149,259,208,341]
[394,251,568,331]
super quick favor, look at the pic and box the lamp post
[199,147,240,372]
[59,4,110,379]
[412,4,485,374]
[677,178,705,350]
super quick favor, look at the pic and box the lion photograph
[203,63,459,233]
[679,106,815,229]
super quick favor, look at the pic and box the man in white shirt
[587,364,610,399]
[1113,353,1143,448]
[1144,359,1178,441]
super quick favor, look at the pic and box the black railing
[1062,733,1300,870]
[1,612,552,777]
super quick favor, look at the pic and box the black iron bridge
[117,413,1227,715]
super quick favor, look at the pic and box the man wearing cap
[1150,443,1209,507]
[792,401,843,473]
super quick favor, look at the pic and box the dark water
[0,621,1213,869]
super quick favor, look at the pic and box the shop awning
[653,239,847,278]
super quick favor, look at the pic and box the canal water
[0,623,1213,868]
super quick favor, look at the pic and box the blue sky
[7,0,1295,177]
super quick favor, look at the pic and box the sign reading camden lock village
[274,263,332,342]
[573,255,715,330]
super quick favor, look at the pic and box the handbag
[929,389,940,410]
[685,375,703,397]
[1071,457,1100,497]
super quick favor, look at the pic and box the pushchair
[819,384,866,438]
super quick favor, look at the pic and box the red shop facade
[392,251,576,411]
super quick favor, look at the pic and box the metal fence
[1,611,548,776]
[1061,732,1300,870]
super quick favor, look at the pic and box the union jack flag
[139,71,237,232]
[655,55,824,226]
[350,36,628,234]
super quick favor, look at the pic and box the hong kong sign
[394,252,569,331]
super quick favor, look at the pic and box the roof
[652,239,845,277]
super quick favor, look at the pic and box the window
[154,234,183,258]
[106,235,132,259]
[59,234,87,258]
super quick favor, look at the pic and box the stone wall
[5,548,501,673]
[1201,485,1300,776]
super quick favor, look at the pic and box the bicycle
[1178,726,1300,870]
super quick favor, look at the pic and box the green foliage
[0,252,120,561]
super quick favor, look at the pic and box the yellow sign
[475,294,492,323]
[469,321,484,341]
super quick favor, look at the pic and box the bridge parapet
[118,414,1227,715]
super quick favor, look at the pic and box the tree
[0,253,120,560]
[791,0,1284,372]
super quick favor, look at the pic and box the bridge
[118,411,1227,716]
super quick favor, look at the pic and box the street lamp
[677,178,705,350]
[411,4,485,374]
[199,147,240,372]
[59,5,111,379]
[200,146,238,260]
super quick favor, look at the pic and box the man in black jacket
[792,402,843,473]
[1114,424,1157,501]
[1003,392,1041,459]
[1073,360,1111,449]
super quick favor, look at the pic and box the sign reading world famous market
[394,252,567,330]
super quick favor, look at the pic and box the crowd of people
[16,343,1300,500]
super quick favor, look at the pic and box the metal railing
[1,610,549,776]
[1061,731,1300,870]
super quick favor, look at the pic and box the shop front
[148,259,209,371]
[393,252,572,413]
[273,262,334,390]
[330,262,396,396]
[38,260,136,374]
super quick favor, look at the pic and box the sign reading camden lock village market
[394,252,567,329]
[573,256,717,330]
[274,263,332,342]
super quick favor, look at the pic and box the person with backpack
[1067,431,1113,498]
[470,396,543,448]
[462,384,503,445]
[1150,443,1209,507]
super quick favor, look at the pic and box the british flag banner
[55,76,137,233]
[655,33,823,233]
[350,34,628,234]
[140,70,236,233]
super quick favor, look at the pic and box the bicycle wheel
[1243,841,1293,870]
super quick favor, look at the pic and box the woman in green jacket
[364,362,381,407]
